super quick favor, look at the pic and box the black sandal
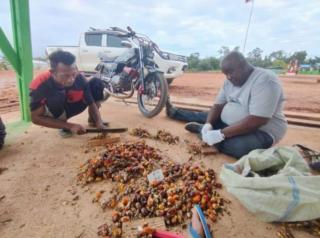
[293,144,320,171]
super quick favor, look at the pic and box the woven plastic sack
[220,146,320,222]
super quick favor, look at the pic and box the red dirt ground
[1,70,320,114]
[169,72,320,113]
[1,101,319,238]
[1,70,319,238]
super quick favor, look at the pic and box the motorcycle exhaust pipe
[104,84,135,99]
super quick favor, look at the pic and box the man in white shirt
[166,51,287,158]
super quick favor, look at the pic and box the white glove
[202,129,225,146]
[201,123,212,138]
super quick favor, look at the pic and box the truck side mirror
[121,40,132,48]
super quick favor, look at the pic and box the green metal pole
[10,0,33,122]
[9,1,24,120]
[0,28,21,75]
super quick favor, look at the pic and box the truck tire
[166,78,174,85]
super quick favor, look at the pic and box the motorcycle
[95,26,168,118]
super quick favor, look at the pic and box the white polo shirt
[215,67,287,143]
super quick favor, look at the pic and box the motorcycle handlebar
[114,32,134,38]
[127,26,136,37]
[115,27,157,48]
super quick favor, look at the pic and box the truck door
[104,34,129,59]
[78,32,106,72]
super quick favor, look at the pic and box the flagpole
[242,0,254,54]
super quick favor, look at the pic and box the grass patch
[5,120,31,141]
[299,70,320,75]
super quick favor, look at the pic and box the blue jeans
[169,108,274,159]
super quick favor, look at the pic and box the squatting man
[29,50,108,137]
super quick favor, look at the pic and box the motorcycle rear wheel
[137,72,168,118]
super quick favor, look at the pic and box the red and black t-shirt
[29,71,94,119]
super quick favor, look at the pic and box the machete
[85,128,128,133]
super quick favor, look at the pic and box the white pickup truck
[46,28,188,84]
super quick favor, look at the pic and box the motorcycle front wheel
[137,72,168,118]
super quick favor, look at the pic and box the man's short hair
[48,50,76,70]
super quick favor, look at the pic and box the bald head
[220,51,253,86]
[221,51,248,68]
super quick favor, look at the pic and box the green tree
[289,51,307,64]
[198,58,212,71]
[187,53,201,71]
[218,46,230,58]
[187,54,221,71]
[269,50,288,62]
[306,56,320,66]
[208,57,220,70]
[261,56,272,68]
[186,48,318,72]
[247,47,264,67]
[271,59,287,69]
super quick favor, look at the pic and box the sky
[0,0,319,58]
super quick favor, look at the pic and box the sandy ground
[169,72,320,113]
[1,71,320,114]
[1,100,320,238]
[0,71,20,114]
